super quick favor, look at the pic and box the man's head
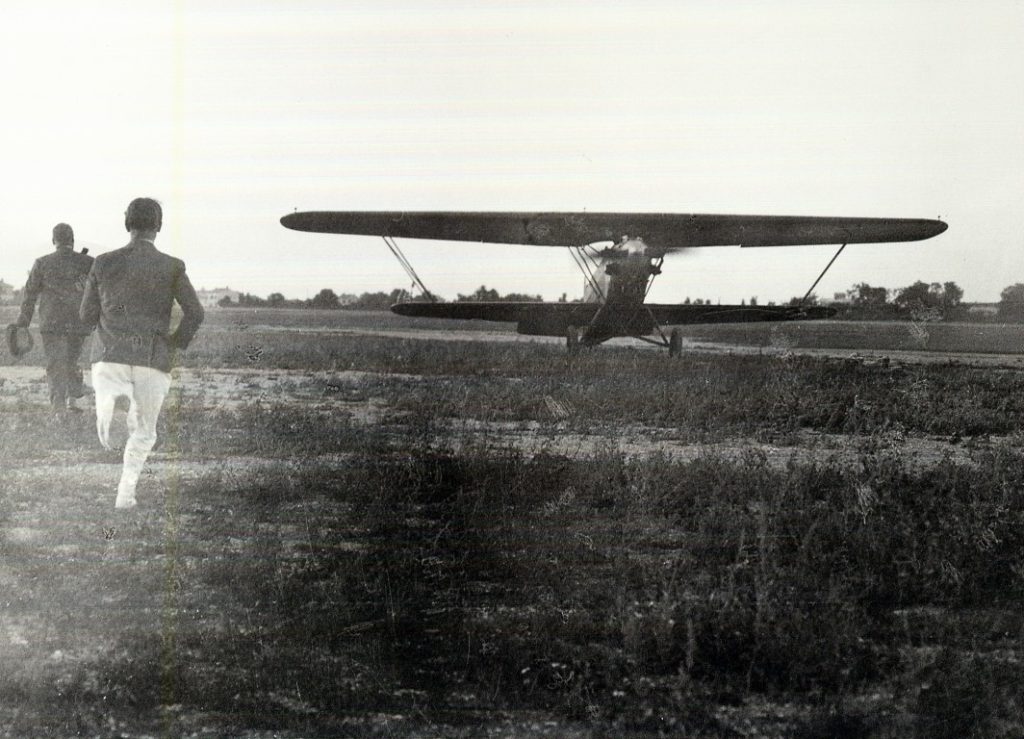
[52,223,74,248]
[124,197,162,233]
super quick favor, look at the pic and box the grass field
[2,307,1023,737]
[676,318,1024,356]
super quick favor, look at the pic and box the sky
[1,0,1021,305]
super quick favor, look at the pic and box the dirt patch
[440,418,980,468]
[2,364,979,468]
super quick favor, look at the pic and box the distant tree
[939,281,966,320]
[349,291,392,310]
[343,288,415,310]
[500,292,543,302]
[788,294,819,306]
[893,281,934,311]
[998,283,1024,320]
[390,288,413,304]
[750,296,758,307]
[893,280,963,320]
[839,282,894,319]
[238,293,266,307]
[310,288,340,310]
[942,281,964,309]
[454,285,540,302]
[457,285,501,302]
[267,292,286,307]
[217,295,234,307]
[847,282,889,307]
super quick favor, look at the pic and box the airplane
[280,211,947,355]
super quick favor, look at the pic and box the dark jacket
[18,248,95,334]
[79,239,205,372]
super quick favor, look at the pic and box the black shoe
[70,386,93,399]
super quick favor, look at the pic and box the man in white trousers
[80,197,205,509]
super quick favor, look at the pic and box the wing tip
[910,218,948,242]
[280,211,311,231]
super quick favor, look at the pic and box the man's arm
[168,266,205,350]
[16,261,42,327]
[79,267,101,329]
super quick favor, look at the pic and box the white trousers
[92,362,172,507]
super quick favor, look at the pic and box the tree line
[825,280,1024,322]
[220,285,545,310]
[813,280,968,321]
[218,281,1024,322]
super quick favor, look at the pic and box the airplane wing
[391,301,598,324]
[646,304,836,324]
[391,301,834,341]
[281,211,947,250]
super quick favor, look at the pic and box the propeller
[591,237,693,261]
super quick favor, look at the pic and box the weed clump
[175,440,1021,732]
[908,649,1024,738]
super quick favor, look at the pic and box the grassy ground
[674,317,1024,355]
[2,308,1024,736]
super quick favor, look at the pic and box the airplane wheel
[566,326,580,355]
[669,328,683,358]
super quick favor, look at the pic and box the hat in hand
[6,324,34,357]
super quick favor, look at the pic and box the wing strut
[643,256,672,347]
[383,235,438,302]
[570,245,606,301]
[800,243,847,306]
[644,256,665,299]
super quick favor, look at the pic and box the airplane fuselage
[576,239,663,344]
[584,239,661,304]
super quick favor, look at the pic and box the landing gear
[668,328,683,357]
[566,325,581,356]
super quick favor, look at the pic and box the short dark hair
[125,197,163,232]
[52,223,74,245]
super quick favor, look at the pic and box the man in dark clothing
[15,223,94,413]
[80,197,204,509]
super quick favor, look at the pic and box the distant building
[196,287,241,308]
[965,302,999,317]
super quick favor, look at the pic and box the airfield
[2,306,1024,737]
